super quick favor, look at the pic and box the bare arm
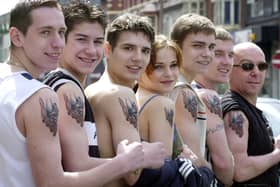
[143,97,174,157]
[201,91,234,185]
[23,88,144,187]
[224,110,280,182]
[174,89,210,168]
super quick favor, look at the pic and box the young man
[222,42,280,186]
[169,13,216,167]
[193,27,234,186]
[0,1,147,187]
[86,13,214,187]
[40,2,150,185]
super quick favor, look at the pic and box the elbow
[124,170,141,186]
[233,165,248,182]
[212,156,234,183]
[213,155,234,174]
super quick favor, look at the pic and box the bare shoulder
[57,81,83,95]
[20,87,59,137]
[196,88,217,99]
[86,80,135,104]
[224,110,249,138]
[197,89,222,116]
[148,95,175,111]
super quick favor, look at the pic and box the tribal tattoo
[182,90,197,120]
[164,107,174,127]
[206,124,224,136]
[203,94,222,117]
[229,112,244,137]
[64,94,84,127]
[118,97,138,129]
[39,97,58,136]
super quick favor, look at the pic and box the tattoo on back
[39,98,58,136]
[164,107,174,127]
[64,94,84,127]
[203,94,222,117]
[182,91,197,120]
[229,113,244,137]
[118,97,138,129]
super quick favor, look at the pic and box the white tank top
[0,70,48,187]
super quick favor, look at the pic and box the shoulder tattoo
[203,94,222,117]
[164,107,174,127]
[64,94,84,127]
[182,90,197,120]
[118,97,138,129]
[229,112,244,137]
[206,124,224,136]
[39,97,58,136]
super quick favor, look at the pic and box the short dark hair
[63,2,106,40]
[170,13,216,47]
[10,0,62,35]
[106,13,155,50]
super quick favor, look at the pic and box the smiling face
[60,22,104,82]
[180,32,215,82]
[203,39,234,85]
[139,47,179,95]
[230,43,267,100]
[18,7,66,75]
[105,31,152,88]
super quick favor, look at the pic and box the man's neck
[9,51,43,79]
[232,89,257,106]
[181,70,195,83]
[194,77,217,90]
[106,69,136,89]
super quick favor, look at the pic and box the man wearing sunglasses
[221,42,280,187]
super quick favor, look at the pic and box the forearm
[234,151,280,182]
[212,155,234,185]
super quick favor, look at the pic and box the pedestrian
[0,1,147,186]
[169,13,216,168]
[86,13,214,187]
[136,34,199,162]
[193,27,235,186]
[222,42,279,186]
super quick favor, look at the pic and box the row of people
[1,1,279,187]
[1,1,211,187]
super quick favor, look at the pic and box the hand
[178,144,200,167]
[116,139,144,173]
[142,141,167,169]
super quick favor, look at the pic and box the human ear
[9,27,24,47]
[104,41,112,58]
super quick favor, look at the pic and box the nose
[164,67,173,76]
[85,42,98,56]
[51,33,65,49]
[202,46,213,58]
[222,55,233,66]
[132,48,142,61]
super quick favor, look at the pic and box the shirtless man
[169,13,216,167]
[0,1,147,186]
[193,27,234,186]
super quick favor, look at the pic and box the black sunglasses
[233,60,268,72]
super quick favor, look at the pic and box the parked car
[257,97,280,137]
